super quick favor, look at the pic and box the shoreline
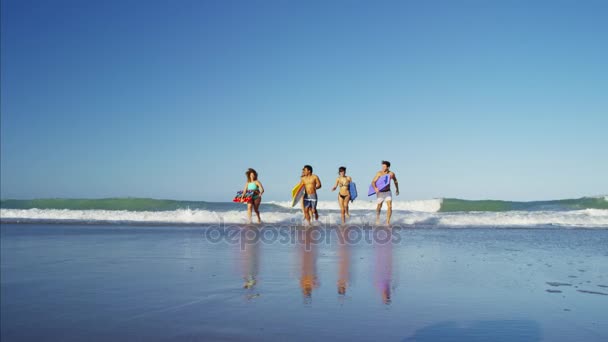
[2,223,607,341]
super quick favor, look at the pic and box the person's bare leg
[304,206,311,224]
[339,196,346,224]
[386,200,392,225]
[253,198,261,224]
[247,203,253,224]
[346,199,350,218]
[314,207,319,221]
[376,202,383,225]
[345,195,351,221]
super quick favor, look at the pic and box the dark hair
[338,166,346,173]
[303,165,313,173]
[382,160,391,168]
[245,168,258,181]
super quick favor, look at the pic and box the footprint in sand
[577,290,608,296]
[546,282,572,287]
[546,289,562,293]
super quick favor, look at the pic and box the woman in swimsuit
[331,166,352,224]
[242,168,264,224]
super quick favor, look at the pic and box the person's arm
[241,183,248,198]
[256,180,264,197]
[392,172,399,196]
[331,178,339,191]
[371,173,380,193]
[315,175,322,189]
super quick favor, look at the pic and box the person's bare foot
[314,211,319,221]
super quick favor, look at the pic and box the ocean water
[1,196,607,228]
[1,223,607,341]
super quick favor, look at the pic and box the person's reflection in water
[374,228,394,304]
[241,227,260,290]
[337,227,351,297]
[298,228,318,302]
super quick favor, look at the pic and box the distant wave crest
[1,196,607,228]
[2,196,605,213]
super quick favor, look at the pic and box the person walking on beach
[242,168,264,224]
[331,166,353,224]
[301,165,322,224]
[300,169,306,216]
[371,161,399,225]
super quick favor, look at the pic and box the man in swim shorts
[301,165,322,224]
[371,160,399,225]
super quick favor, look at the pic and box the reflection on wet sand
[240,227,260,290]
[3,225,606,341]
[374,229,394,304]
[234,227,396,304]
[337,227,351,296]
[298,228,319,302]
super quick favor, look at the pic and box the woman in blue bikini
[242,168,264,224]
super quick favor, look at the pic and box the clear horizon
[2,0,607,202]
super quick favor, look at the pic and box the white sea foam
[0,208,293,225]
[392,209,608,228]
[2,208,607,228]
[267,198,443,212]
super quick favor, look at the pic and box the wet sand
[1,224,607,341]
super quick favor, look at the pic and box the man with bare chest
[301,165,322,224]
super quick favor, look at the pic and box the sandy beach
[2,223,607,341]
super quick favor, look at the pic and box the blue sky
[1,0,607,202]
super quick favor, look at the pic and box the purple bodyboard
[368,174,391,196]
